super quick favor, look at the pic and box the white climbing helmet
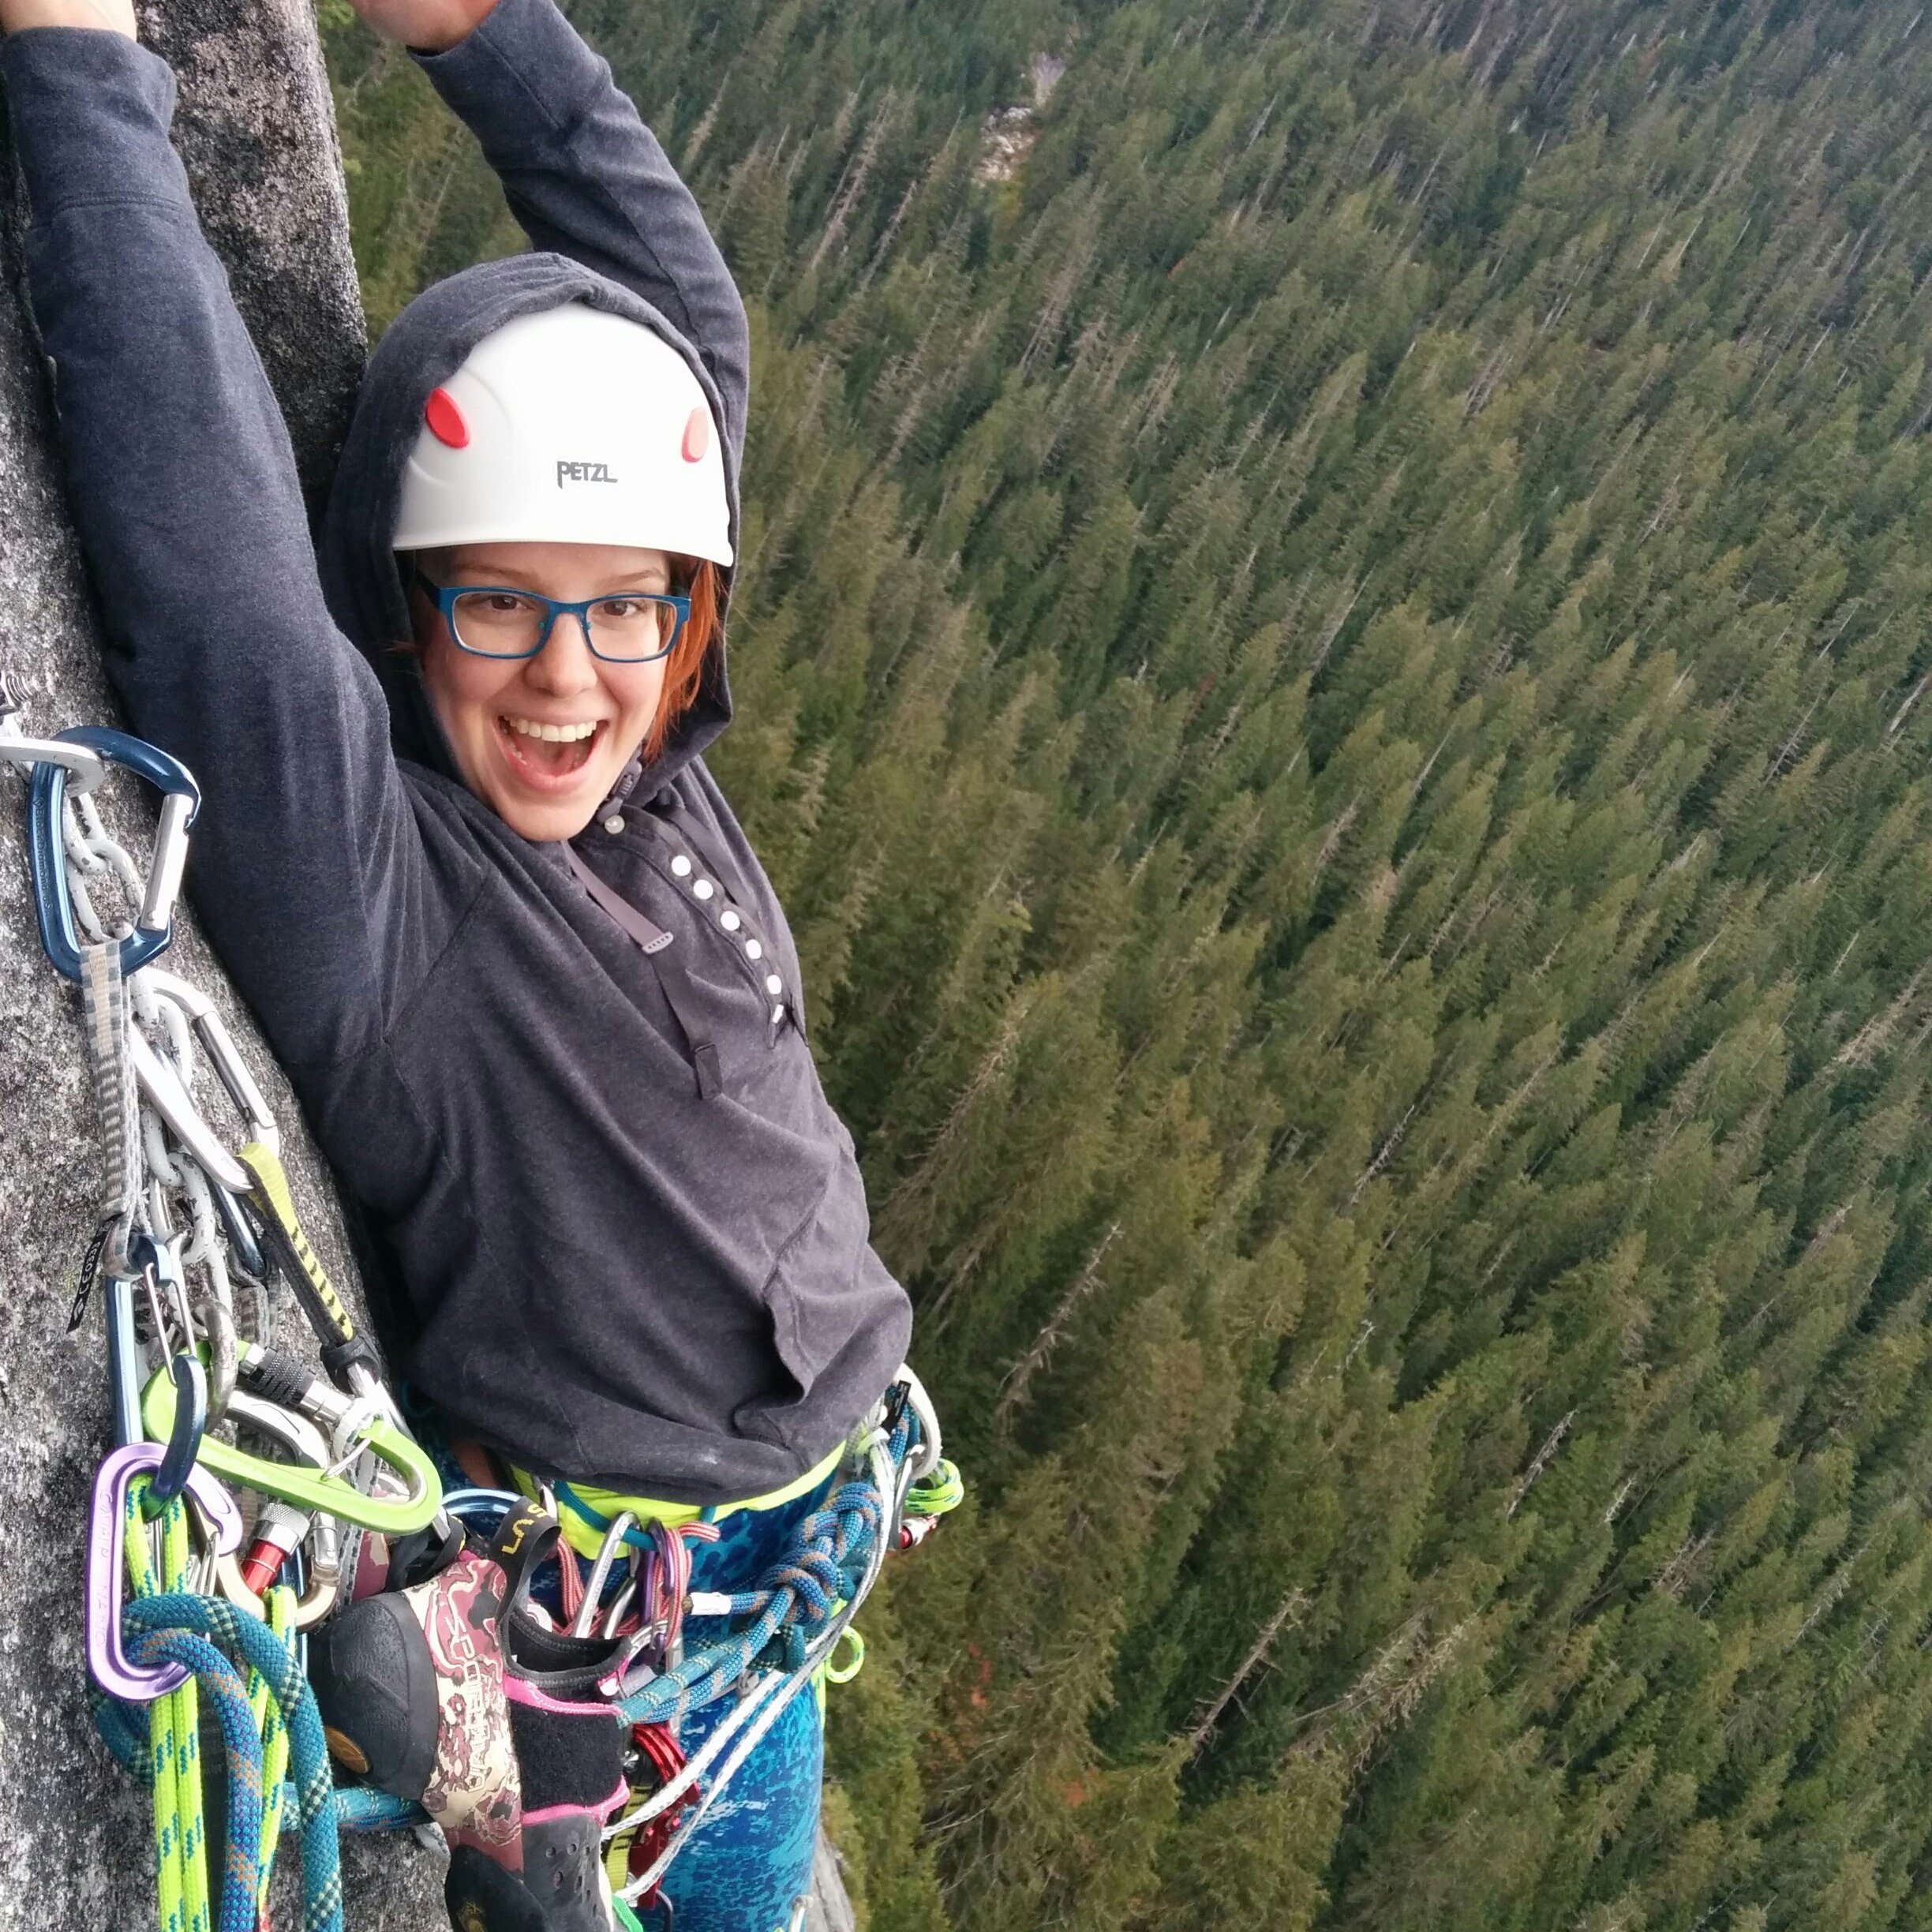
[391,304,733,565]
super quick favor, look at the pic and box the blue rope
[91,1683,154,1779]
[95,1651,426,1836]
[616,1417,907,1727]
[332,1787,427,1833]
[124,1629,264,1932]
[111,1595,345,1932]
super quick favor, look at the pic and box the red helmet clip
[425,388,470,449]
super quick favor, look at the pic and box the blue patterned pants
[638,1486,827,1932]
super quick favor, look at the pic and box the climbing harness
[3,678,962,1927]
[591,1384,963,1913]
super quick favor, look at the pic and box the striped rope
[123,1594,345,1932]
[249,1586,297,1920]
[126,1627,264,1932]
[122,1486,206,1932]
[331,1787,426,1833]
[616,1414,908,1728]
[102,1476,345,1932]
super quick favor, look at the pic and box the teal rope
[95,1699,428,1839]
[125,1630,263,1932]
[92,1683,154,1779]
[332,1786,427,1833]
[118,1596,344,1932]
[616,1415,908,1727]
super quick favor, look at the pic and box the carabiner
[129,1028,252,1195]
[223,1389,343,1627]
[144,1353,208,1515]
[28,727,200,981]
[140,968,279,1160]
[105,1271,147,1451]
[85,1442,242,1702]
[141,1355,444,1537]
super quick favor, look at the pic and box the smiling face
[413,540,674,841]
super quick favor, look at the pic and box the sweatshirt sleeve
[0,28,438,1070]
[414,0,751,462]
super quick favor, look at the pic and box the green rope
[906,1456,965,1516]
[122,1593,345,1932]
[125,1485,208,1932]
[95,1590,348,1932]
[125,1626,266,1932]
[109,1485,343,1932]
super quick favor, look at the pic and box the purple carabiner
[85,1442,242,1702]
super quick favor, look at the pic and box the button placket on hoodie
[601,807,799,1035]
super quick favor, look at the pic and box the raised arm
[0,21,437,1067]
[361,0,751,462]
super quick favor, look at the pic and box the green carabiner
[141,1363,443,1536]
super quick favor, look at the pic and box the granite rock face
[0,0,446,1923]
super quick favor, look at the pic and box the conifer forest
[322,1,1932,1926]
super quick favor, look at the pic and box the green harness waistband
[509,1443,846,1561]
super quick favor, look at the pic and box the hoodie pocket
[738,1170,871,1443]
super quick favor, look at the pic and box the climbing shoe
[312,1497,627,1930]
[309,1531,523,1857]
[500,1609,630,1930]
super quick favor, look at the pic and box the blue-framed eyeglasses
[414,571,691,665]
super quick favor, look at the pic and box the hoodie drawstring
[563,842,722,1100]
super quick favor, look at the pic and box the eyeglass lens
[451,590,676,661]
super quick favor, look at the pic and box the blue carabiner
[144,1352,208,1515]
[28,727,200,981]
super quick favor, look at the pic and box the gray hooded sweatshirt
[1,0,913,1504]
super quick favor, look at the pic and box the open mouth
[496,715,608,787]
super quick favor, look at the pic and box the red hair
[643,559,720,765]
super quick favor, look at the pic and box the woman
[0,0,918,1923]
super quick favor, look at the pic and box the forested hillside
[322,2,1932,1926]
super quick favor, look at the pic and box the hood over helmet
[316,253,742,799]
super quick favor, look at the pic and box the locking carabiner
[28,727,200,981]
[85,1442,242,1702]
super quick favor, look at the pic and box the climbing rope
[601,1403,966,1908]
[99,1593,346,1932]
[90,1470,346,1932]
[612,1413,906,1732]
